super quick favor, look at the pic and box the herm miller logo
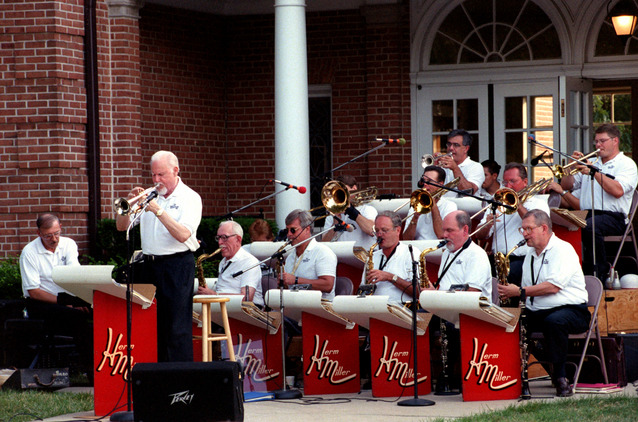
[169,390,194,405]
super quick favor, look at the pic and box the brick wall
[0,0,89,255]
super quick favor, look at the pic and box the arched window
[430,0,561,65]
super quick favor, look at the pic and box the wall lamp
[609,0,638,44]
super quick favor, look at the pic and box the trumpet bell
[410,189,433,214]
[493,187,519,215]
[321,180,350,215]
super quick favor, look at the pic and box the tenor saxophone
[196,248,222,288]
[494,239,526,305]
[419,239,448,288]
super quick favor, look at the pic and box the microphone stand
[232,223,344,400]
[423,180,516,214]
[320,142,390,179]
[398,245,435,407]
[111,207,146,422]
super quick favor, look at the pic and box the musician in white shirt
[437,129,485,197]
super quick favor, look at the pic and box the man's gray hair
[285,209,314,228]
[219,220,243,238]
[377,210,402,228]
[151,150,179,168]
[523,209,552,231]
[454,210,471,230]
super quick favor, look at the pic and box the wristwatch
[560,190,569,197]
[391,274,399,284]
[155,208,164,217]
[295,276,299,285]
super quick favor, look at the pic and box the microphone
[334,217,354,232]
[270,179,307,194]
[375,137,406,145]
[138,190,158,208]
[530,151,547,166]
[528,134,536,142]
[408,244,414,259]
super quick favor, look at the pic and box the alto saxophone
[494,239,526,305]
[196,248,222,289]
[364,240,379,283]
[419,239,448,288]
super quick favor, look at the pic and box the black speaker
[132,361,244,422]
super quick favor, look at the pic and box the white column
[274,0,310,229]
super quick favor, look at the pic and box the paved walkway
[38,379,637,421]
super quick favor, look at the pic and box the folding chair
[529,275,608,392]
[334,276,353,296]
[606,188,638,277]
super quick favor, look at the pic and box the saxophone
[494,239,526,305]
[419,239,448,288]
[364,240,379,283]
[196,248,222,288]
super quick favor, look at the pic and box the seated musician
[197,220,264,308]
[321,175,377,249]
[478,159,502,200]
[282,209,337,300]
[426,210,492,393]
[498,209,589,397]
[403,165,457,241]
[554,123,638,277]
[19,213,93,377]
[365,211,421,305]
[475,162,549,286]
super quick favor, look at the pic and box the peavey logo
[96,327,134,381]
[374,335,427,387]
[464,337,518,390]
[305,335,357,385]
[169,390,194,405]
[235,334,279,382]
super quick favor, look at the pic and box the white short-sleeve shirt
[403,198,457,240]
[437,240,492,301]
[366,242,421,305]
[443,157,485,198]
[215,247,264,307]
[284,238,337,301]
[20,236,80,298]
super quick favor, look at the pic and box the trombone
[395,177,460,222]
[421,152,453,168]
[311,181,378,218]
[114,184,160,215]
[549,149,599,179]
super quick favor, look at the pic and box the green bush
[0,258,22,300]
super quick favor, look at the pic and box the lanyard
[529,251,547,305]
[379,244,398,271]
[437,238,471,287]
[291,248,307,275]
[220,260,232,276]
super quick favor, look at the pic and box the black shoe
[555,377,573,397]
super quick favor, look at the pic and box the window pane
[457,99,479,131]
[531,96,553,128]
[433,100,453,133]
[505,97,525,129]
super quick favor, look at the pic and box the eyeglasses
[215,234,237,242]
[374,227,395,235]
[502,178,522,187]
[446,142,463,148]
[593,137,614,145]
[41,231,61,240]
[518,226,540,235]
[287,227,304,235]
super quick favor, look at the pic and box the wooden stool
[193,295,235,362]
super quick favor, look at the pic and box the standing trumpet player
[554,124,638,277]
[116,150,202,363]
[436,129,485,197]
[403,166,457,241]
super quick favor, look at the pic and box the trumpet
[421,152,453,168]
[114,184,160,215]
[550,149,600,179]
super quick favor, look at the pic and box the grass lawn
[0,390,93,422]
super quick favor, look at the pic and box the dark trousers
[582,210,625,278]
[525,304,590,379]
[149,252,195,362]
[25,298,93,373]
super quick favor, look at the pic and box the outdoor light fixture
[609,0,638,44]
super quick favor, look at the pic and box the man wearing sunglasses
[116,150,202,363]
[556,123,638,278]
[282,209,337,300]
[437,129,485,198]
[19,213,93,377]
[498,209,589,397]
[197,221,263,307]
